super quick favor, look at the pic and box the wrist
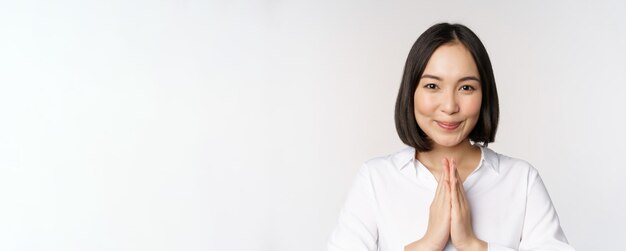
[456,238,487,251]
[420,238,442,251]
[405,237,442,251]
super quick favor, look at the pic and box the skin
[404,42,488,251]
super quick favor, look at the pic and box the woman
[327,23,574,251]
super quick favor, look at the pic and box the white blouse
[327,145,574,251]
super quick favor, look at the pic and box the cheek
[414,92,437,115]
[463,95,482,118]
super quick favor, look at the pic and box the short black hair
[394,23,499,152]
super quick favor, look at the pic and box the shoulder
[360,146,415,174]
[485,147,540,178]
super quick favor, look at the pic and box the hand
[449,159,487,251]
[411,158,452,251]
[406,158,487,251]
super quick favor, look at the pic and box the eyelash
[424,83,476,91]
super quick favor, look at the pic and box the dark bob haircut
[394,23,499,152]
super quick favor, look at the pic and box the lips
[436,121,461,130]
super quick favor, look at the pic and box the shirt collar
[393,145,500,174]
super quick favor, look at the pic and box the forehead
[422,42,479,79]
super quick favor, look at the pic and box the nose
[440,90,459,115]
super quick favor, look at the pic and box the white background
[1,0,625,250]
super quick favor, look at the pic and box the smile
[436,121,461,130]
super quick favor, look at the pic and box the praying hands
[405,158,488,251]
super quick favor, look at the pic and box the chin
[432,137,464,147]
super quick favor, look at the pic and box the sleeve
[327,163,379,251]
[487,168,575,251]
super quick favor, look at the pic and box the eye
[424,83,438,89]
[460,85,475,91]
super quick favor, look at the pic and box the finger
[432,158,447,207]
[450,158,458,209]
[435,171,441,193]
[457,180,466,207]
[453,159,466,212]
[441,158,450,204]
[443,181,451,207]
[443,158,450,185]
[455,163,465,201]
[451,159,467,205]
[455,182,465,210]
[435,159,446,194]
[452,159,461,186]
[453,159,461,181]
[440,158,448,185]
[452,159,462,195]
[441,158,452,205]
[450,158,456,186]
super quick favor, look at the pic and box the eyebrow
[421,74,480,82]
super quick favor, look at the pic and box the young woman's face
[414,42,482,148]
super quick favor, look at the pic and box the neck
[415,139,479,173]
